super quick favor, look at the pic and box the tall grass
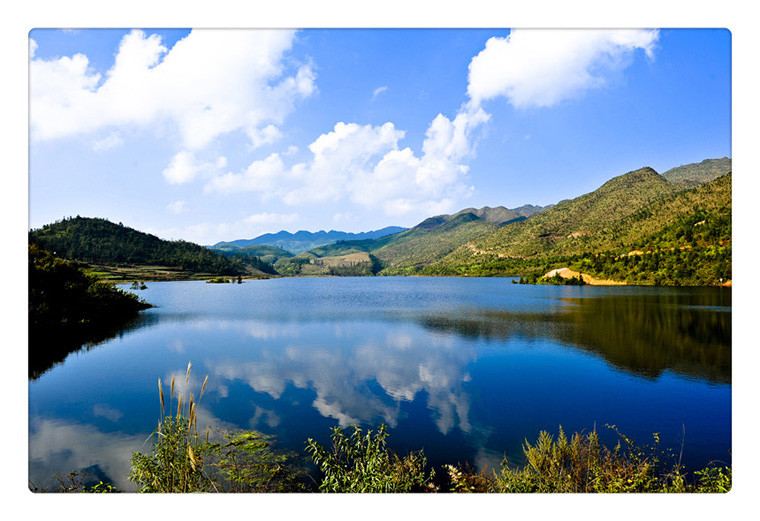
[128,363,305,492]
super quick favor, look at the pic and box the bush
[128,363,306,492]
[445,425,731,493]
[306,424,434,492]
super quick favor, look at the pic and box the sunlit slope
[372,213,498,268]
[585,172,731,252]
[454,167,679,259]
[434,171,731,280]
[661,157,731,189]
[274,212,499,274]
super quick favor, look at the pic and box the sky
[28,28,731,245]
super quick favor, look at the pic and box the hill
[458,167,679,260]
[225,244,294,266]
[661,157,731,189]
[29,216,273,280]
[211,226,407,254]
[274,212,500,276]
[432,168,731,285]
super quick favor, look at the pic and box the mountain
[431,165,731,284]
[29,216,268,279]
[211,226,407,254]
[458,167,679,259]
[449,204,546,225]
[414,204,547,231]
[273,211,501,276]
[661,157,731,189]
[225,244,294,265]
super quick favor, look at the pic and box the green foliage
[448,425,733,493]
[29,470,121,493]
[128,364,305,493]
[30,216,250,276]
[693,465,732,493]
[661,157,731,189]
[305,424,434,492]
[29,243,151,330]
[129,414,214,493]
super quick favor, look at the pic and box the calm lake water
[28,277,731,491]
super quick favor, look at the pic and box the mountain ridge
[211,226,407,253]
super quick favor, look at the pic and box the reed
[128,363,306,493]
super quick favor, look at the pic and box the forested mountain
[224,244,294,266]
[661,157,731,189]
[211,226,407,253]
[456,167,680,259]
[430,168,731,284]
[273,212,500,276]
[29,216,264,277]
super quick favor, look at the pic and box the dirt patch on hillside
[544,267,626,286]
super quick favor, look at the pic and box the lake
[28,277,731,491]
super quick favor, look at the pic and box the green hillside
[374,213,498,271]
[29,216,273,279]
[461,167,678,259]
[431,170,731,285]
[273,212,498,276]
[661,157,731,189]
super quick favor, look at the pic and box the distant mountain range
[29,157,731,285]
[210,204,549,254]
[210,226,407,254]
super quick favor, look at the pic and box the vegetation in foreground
[34,367,731,493]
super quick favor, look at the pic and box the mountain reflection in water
[418,291,730,384]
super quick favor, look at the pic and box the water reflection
[207,325,476,435]
[28,416,146,491]
[29,313,160,380]
[418,291,730,384]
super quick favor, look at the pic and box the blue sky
[28,28,731,245]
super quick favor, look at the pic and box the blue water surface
[29,277,731,490]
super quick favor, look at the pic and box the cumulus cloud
[203,153,285,194]
[205,109,488,217]
[29,29,315,150]
[162,150,226,184]
[467,29,659,108]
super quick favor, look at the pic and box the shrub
[447,425,732,493]
[306,424,434,492]
[128,363,305,492]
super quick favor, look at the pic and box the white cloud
[149,211,301,244]
[243,212,299,225]
[29,29,315,150]
[467,29,659,108]
[163,150,226,184]
[203,153,285,194]
[247,124,283,149]
[92,132,124,151]
[166,200,186,214]
[204,112,487,219]
[371,85,388,100]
